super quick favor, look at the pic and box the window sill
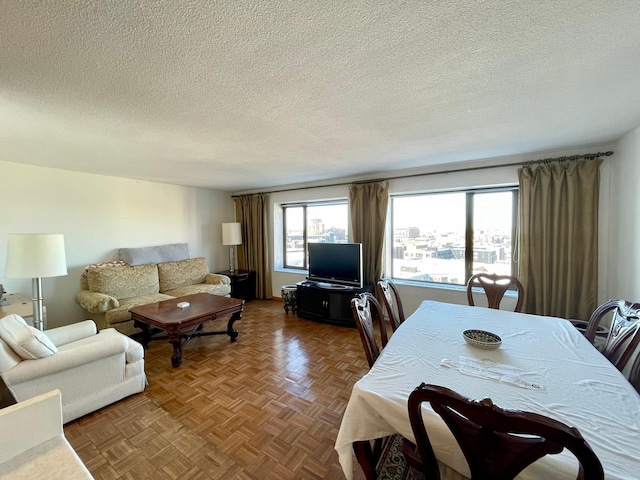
[391,279,466,292]
[275,267,308,275]
[390,279,519,298]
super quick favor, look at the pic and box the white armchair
[0,314,146,423]
[0,389,93,479]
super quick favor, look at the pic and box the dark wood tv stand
[296,281,373,327]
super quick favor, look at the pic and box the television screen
[307,243,363,288]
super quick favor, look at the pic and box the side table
[281,285,297,314]
[216,270,256,302]
[0,293,45,328]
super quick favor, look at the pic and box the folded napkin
[441,357,546,392]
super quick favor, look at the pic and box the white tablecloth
[335,300,640,479]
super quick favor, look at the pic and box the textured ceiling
[1,1,639,192]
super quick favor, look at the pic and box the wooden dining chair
[403,383,604,480]
[350,292,397,480]
[376,278,405,332]
[585,299,640,392]
[629,355,640,394]
[466,273,524,312]
[351,293,388,368]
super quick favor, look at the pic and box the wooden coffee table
[130,293,244,367]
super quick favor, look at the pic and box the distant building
[474,248,498,264]
[394,227,420,240]
[433,249,455,259]
[309,218,323,236]
[326,226,347,242]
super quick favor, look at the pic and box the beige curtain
[349,181,389,286]
[518,159,602,320]
[234,194,272,299]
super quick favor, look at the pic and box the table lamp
[222,222,242,273]
[5,233,68,331]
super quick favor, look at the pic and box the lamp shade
[5,234,68,278]
[222,223,242,246]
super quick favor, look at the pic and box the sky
[393,191,513,233]
[287,190,514,235]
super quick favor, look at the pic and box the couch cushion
[87,264,159,300]
[80,260,126,290]
[119,243,190,266]
[104,293,174,325]
[0,314,58,360]
[157,257,209,293]
[163,284,231,298]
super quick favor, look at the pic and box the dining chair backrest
[585,299,640,391]
[403,383,604,480]
[629,354,640,393]
[466,273,524,312]
[376,279,405,332]
[351,292,388,368]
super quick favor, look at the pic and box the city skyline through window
[391,189,516,285]
[283,202,348,269]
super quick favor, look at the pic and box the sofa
[0,315,145,424]
[75,244,231,335]
[0,390,93,479]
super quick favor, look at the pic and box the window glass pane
[284,206,305,268]
[307,204,349,244]
[392,193,466,284]
[472,191,513,276]
[283,202,348,269]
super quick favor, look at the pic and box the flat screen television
[307,242,363,288]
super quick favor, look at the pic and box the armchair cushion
[0,315,57,360]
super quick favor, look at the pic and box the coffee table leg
[226,310,242,342]
[134,320,152,348]
[167,331,183,367]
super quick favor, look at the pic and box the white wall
[606,126,640,301]
[2,136,630,328]
[269,145,616,318]
[0,161,234,328]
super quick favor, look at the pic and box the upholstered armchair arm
[0,390,63,464]
[2,335,129,385]
[205,273,231,285]
[45,320,97,348]
[75,290,119,313]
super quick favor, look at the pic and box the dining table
[335,300,640,480]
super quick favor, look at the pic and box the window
[391,188,517,285]
[283,201,349,269]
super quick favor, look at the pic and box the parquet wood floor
[64,300,370,480]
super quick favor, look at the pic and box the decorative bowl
[463,329,502,350]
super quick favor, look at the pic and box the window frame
[390,186,518,286]
[282,200,349,270]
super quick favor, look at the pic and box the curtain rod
[522,150,613,167]
[232,150,613,197]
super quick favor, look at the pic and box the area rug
[376,434,424,480]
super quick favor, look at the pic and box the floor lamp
[222,222,242,274]
[5,234,68,331]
